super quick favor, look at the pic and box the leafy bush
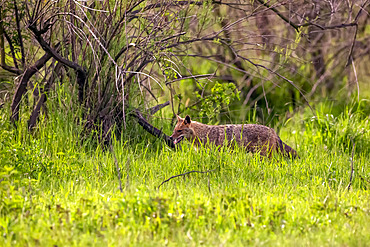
[195,82,240,123]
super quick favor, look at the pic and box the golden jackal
[170,115,298,158]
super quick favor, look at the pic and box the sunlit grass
[0,99,369,246]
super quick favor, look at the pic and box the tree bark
[131,108,175,149]
[11,52,54,124]
[28,24,87,103]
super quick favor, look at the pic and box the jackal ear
[184,115,191,124]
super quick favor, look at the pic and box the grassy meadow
[2,0,370,246]
[0,99,369,246]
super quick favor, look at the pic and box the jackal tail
[278,138,299,159]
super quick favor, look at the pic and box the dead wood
[347,142,356,191]
[131,102,175,149]
[148,101,170,115]
[110,143,123,193]
[28,24,87,103]
[158,168,218,189]
[11,51,55,124]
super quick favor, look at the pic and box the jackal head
[170,115,195,144]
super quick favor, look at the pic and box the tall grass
[0,95,369,246]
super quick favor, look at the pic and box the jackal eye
[177,130,183,133]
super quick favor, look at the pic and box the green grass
[0,101,369,246]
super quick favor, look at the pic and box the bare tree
[0,0,368,143]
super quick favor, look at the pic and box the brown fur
[170,115,298,158]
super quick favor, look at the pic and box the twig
[3,29,19,69]
[351,60,360,102]
[158,31,186,43]
[11,51,56,124]
[158,168,218,189]
[345,24,358,67]
[345,0,368,67]
[347,141,356,192]
[13,0,25,67]
[125,158,130,190]
[226,43,314,114]
[110,144,123,193]
[165,74,216,85]
[140,81,158,102]
[256,0,300,32]
[0,64,22,75]
[28,23,87,103]
[207,175,211,193]
[148,101,170,115]
[359,174,370,184]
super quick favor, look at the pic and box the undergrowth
[0,99,369,246]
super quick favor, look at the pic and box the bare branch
[225,41,314,113]
[0,64,22,75]
[345,0,369,67]
[256,0,300,32]
[158,168,218,189]
[125,158,130,190]
[351,60,360,102]
[347,141,356,191]
[3,29,19,69]
[110,144,123,193]
[131,109,175,149]
[13,0,26,67]
[28,23,87,102]
[257,0,369,33]
[11,51,55,124]
[148,101,170,115]
[165,74,216,85]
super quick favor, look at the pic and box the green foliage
[196,82,240,123]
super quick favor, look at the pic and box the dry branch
[11,51,55,124]
[3,30,20,71]
[125,158,130,190]
[13,0,25,67]
[110,143,123,193]
[0,64,22,75]
[28,23,87,102]
[158,168,218,189]
[359,174,370,184]
[0,12,21,75]
[347,142,356,191]
[148,101,170,115]
[131,107,175,149]
[256,0,300,32]
[345,0,369,67]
